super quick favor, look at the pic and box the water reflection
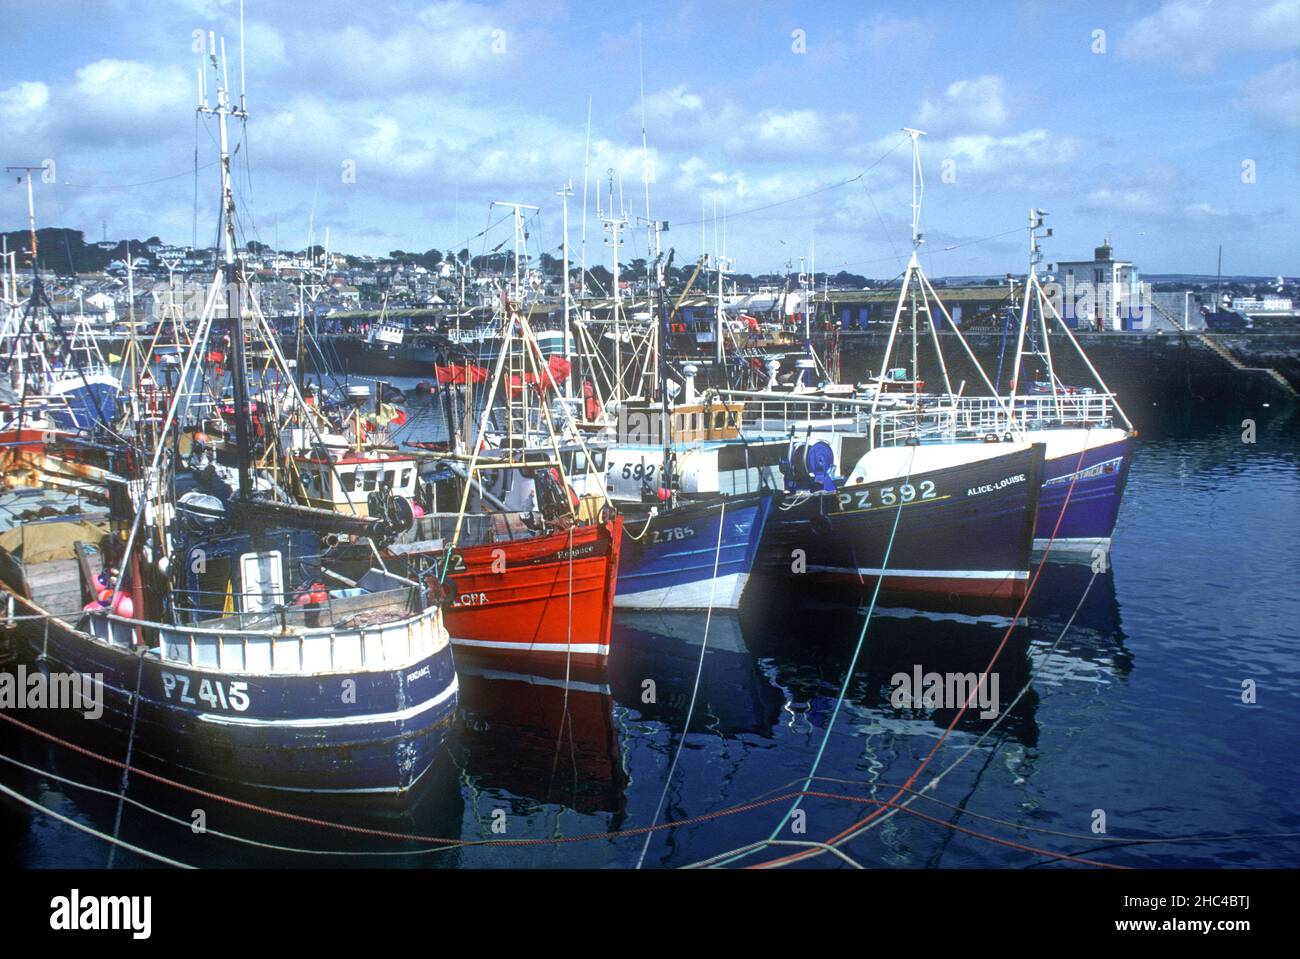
[454,666,627,819]
[608,611,786,737]
[0,713,467,868]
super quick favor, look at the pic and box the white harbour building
[1050,239,1147,331]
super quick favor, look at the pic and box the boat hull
[48,374,120,431]
[755,443,1045,608]
[1031,430,1133,553]
[434,518,622,671]
[615,493,774,611]
[3,599,458,796]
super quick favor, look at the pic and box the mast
[599,171,628,402]
[870,128,994,427]
[638,25,656,293]
[715,252,730,369]
[556,180,574,398]
[580,95,591,301]
[7,166,39,265]
[200,30,253,498]
[1215,244,1222,311]
[655,245,675,498]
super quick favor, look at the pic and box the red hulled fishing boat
[418,510,622,671]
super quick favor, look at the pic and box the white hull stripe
[614,572,748,611]
[457,664,611,694]
[450,637,609,655]
[1032,536,1112,553]
[197,675,459,728]
[807,565,1029,580]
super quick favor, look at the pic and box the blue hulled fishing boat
[615,492,773,610]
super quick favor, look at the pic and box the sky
[1,0,1297,279]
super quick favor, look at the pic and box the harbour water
[2,382,1296,869]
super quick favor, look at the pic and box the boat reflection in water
[454,664,627,819]
[738,557,1129,751]
[608,610,787,737]
[0,711,468,868]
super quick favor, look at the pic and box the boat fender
[582,379,601,422]
[810,512,833,537]
[904,435,921,447]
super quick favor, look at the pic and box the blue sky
[1,0,1296,278]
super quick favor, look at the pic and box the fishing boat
[755,438,1046,607]
[423,280,622,669]
[948,208,1136,554]
[0,501,456,795]
[599,390,776,610]
[391,508,622,671]
[0,37,458,796]
[1,204,121,436]
[331,208,624,672]
[579,231,777,612]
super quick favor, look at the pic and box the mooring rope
[0,780,193,869]
[105,648,146,870]
[763,443,918,849]
[634,498,727,869]
[750,438,1093,869]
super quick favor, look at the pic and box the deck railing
[84,598,446,675]
[947,393,1117,436]
[716,388,1117,451]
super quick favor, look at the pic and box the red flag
[435,364,490,385]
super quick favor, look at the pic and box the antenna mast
[599,171,629,401]
[198,29,254,497]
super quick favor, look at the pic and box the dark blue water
[2,379,1297,868]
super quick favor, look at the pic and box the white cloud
[937,128,1083,174]
[1084,188,1169,215]
[1120,0,1300,74]
[1184,201,1231,217]
[642,84,704,123]
[746,108,839,154]
[301,1,516,94]
[73,59,191,117]
[1235,59,1300,129]
[914,75,1012,135]
[0,81,49,132]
